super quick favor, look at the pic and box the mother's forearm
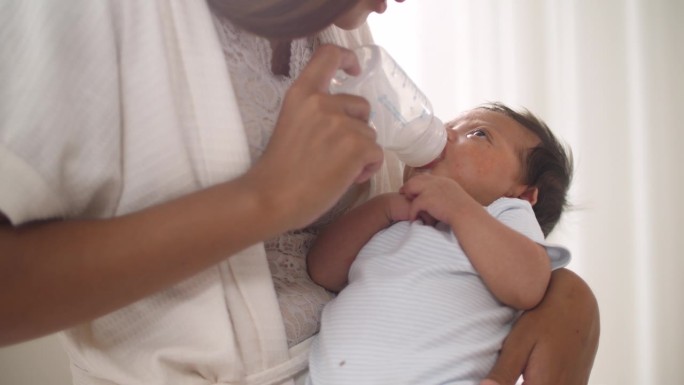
[0,177,292,347]
[484,268,600,385]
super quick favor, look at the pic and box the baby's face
[404,109,540,206]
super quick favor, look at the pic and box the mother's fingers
[331,93,373,137]
[481,322,531,385]
[251,44,385,230]
[294,44,361,93]
[256,80,382,229]
[354,147,384,183]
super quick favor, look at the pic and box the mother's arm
[481,268,600,385]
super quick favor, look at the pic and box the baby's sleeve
[487,197,571,269]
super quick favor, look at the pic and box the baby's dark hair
[478,102,573,236]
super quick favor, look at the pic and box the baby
[306,102,574,385]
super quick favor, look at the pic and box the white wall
[369,1,684,384]
[0,335,71,384]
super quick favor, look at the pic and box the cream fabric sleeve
[0,0,256,224]
[0,1,122,224]
[1,1,290,385]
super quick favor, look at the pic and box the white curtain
[369,1,684,384]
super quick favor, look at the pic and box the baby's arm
[307,193,410,292]
[401,174,550,310]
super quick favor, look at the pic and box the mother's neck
[269,39,293,76]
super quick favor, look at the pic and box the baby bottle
[330,45,446,167]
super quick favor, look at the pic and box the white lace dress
[214,18,361,348]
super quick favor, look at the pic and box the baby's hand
[377,193,411,224]
[399,174,473,226]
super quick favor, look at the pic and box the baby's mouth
[418,152,444,171]
[419,160,438,170]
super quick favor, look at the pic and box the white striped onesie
[307,197,570,385]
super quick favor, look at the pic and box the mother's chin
[334,0,388,30]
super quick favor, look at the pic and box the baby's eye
[466,129,487,139]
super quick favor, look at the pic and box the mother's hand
[481,269,600,385]
[245,44,384,231]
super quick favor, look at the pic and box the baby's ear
[517,186,539,206]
